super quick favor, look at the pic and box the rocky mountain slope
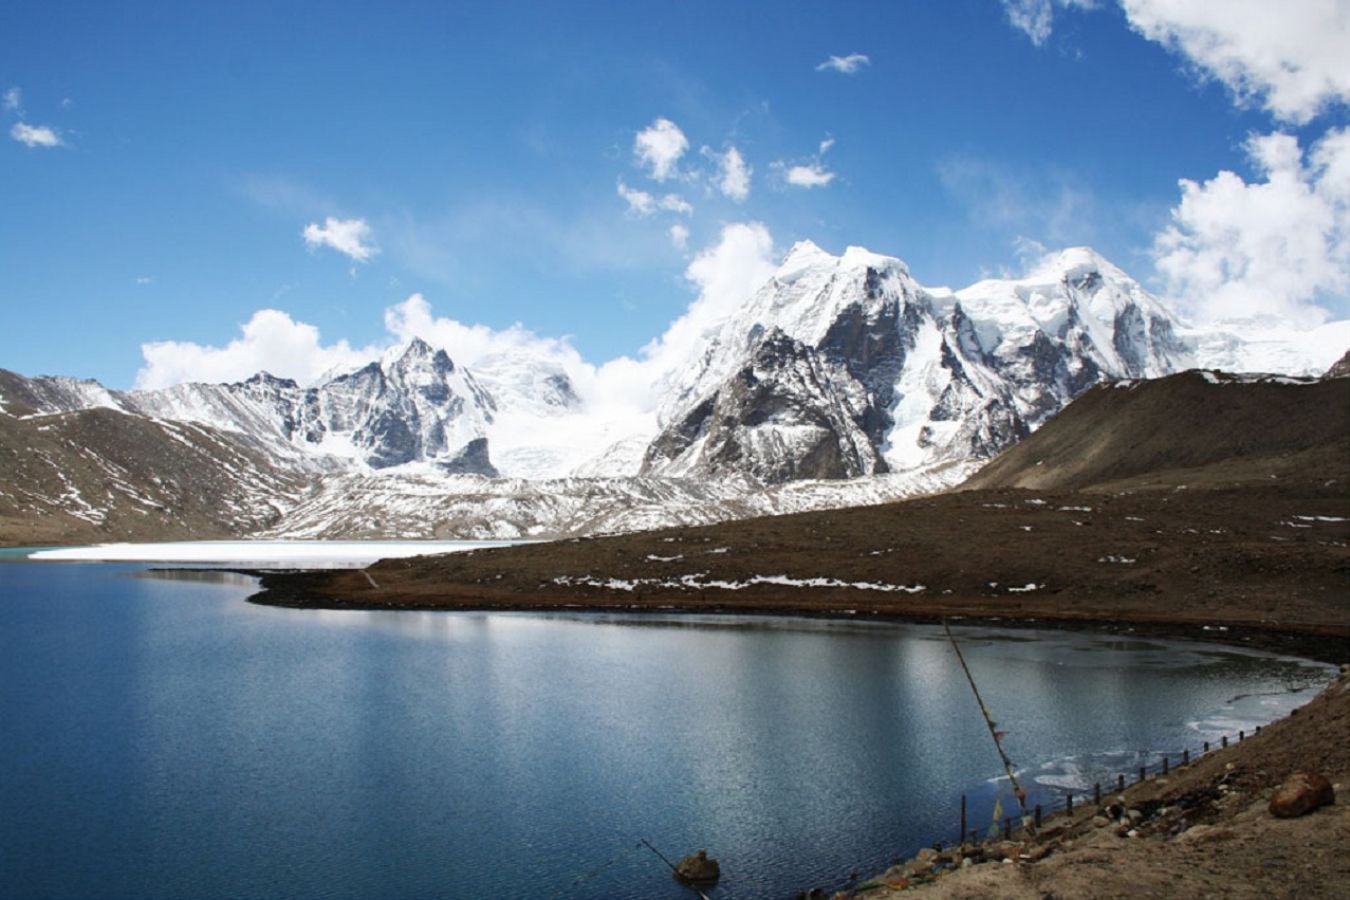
[963,370,1350,492]
[0,406,307,545]
[3,242,1345,544]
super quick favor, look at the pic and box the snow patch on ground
[30,539,527,569]
[552,573,927,594]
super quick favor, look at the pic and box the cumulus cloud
[636,222,777,381]
[2,87,21,113]
[633,117,688,181]
[669,223,690,250]
[301,216,378,262]
[383,293,588,373]
[774,136,837,189]
[1004,1,1349,123]
[815,53,871,74]
[716,146,751,201]
[135,309,378,390]
[783,163,835,188]
[135,297,592,395]
[1152,128,1350,325]
[10,122,63,148]
[1120,0,1350,123]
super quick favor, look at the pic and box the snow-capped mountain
[126,338,505,473]
[3,240,1343,543]
[641,242,1190,483]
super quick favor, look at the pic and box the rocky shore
[849,665,1349,899]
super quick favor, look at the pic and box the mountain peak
[782,239,827,263]
[403,336,435,356]
[1028,246,1128,284]
[840,245,910,278]
[386,337,455,374]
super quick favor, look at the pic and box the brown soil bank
[861,667,1350,900]
[251,478,1350,658]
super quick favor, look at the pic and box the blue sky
[2,0,1348,388]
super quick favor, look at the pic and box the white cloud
[716,146,751,201]
[775,136,838,189]
[135,276,154,285]
[815,53,871,74]
[660,193,693,215]
[301,216,378,262]
[1120,0,1350,123]
[618,180,691,216]
[636,222,777,382]
[135,296,593,395]
[2,87,21,113]
[1152,128,1350,325]
[669,223,690,250]
[784,163,836,188]
[383,293,588,373]
[1003,1,1349,123]
[135,309,378,390]
[617,180,656,215]
[10,122,63,148]
[999,0,1097,46]
[633,117,688,181]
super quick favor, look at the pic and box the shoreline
[857,665,1350,898]
[245,570,1350,667]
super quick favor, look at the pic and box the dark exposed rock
[641,329,882,483]
[1324,348,1350,379]
[437,437,499,477]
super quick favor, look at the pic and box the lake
[0,554,1334,899]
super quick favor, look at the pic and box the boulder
[674,849,721,884]
[1268,771,1335,818]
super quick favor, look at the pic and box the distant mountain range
[2,243,1346,544]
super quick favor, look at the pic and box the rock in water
[1268,771,1335,818]
[674,848,721,884]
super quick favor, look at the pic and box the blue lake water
[0,558,1333,899]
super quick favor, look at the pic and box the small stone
[1269,771,1335,818]
[1092,816,1109,828]
[1127,829,1140,838]
[1127,809,1143,823]
[960,857,972,869]
[674,849,720,884]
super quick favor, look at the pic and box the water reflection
[0,562,1335,900]
[134,568,260,587]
